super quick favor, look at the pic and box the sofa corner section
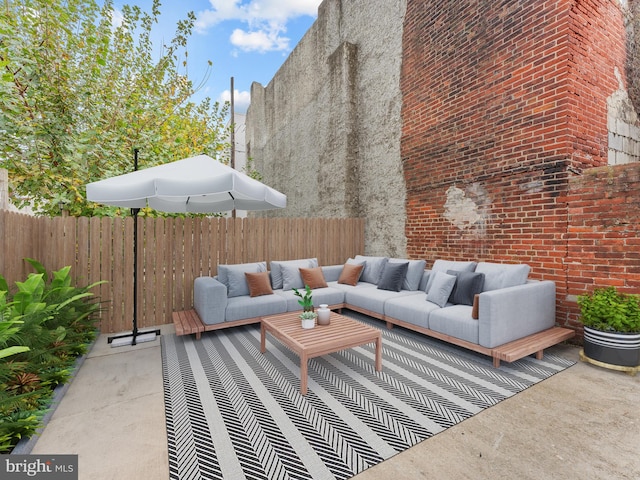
[478,280,556,348]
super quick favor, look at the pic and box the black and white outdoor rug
[161,312,574,480]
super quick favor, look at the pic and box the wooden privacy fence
[0,211,365,333]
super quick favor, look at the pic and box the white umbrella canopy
[85,154,286,347]
[86,154,286,213]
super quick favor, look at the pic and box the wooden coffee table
[260,311,383,395]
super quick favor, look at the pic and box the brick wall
[401,0,631,332]
[564,163,640,329]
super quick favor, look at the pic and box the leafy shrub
[0,259,103,453]
[577,286,640,333]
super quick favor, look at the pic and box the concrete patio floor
[30,321,640,480]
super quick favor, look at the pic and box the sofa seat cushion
[428,305,479,344]
[224,294,287,322]
[384,293,440,329]
[345,286,422,317]
[274,287,346,311]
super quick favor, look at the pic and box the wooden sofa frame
[173,302,574,368]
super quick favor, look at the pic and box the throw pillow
[338,263,365,286]
[446,270,486,305]
[245,272,274,297]
[281,263,308,290]
[426,271,457,308]
[217,262,267,288]
[472,294,480,320]
[377,261,409,292]
[389,258,427,291]
[354,255,389,284]
[299,267,328,289]
[270,258,318,290]
[425,259,477,293]
[218,262,267,298]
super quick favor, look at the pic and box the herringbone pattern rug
[161,312,574,480]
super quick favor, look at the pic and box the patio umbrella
[86,153,287,346]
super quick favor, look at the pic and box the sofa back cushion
[270,258,318,289]
[389,258,427,291]
[354,255,389,284]
[475,262,530,292]
[425,260,477,293]
[218,262,267,297]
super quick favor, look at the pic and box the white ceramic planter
[301,318,315,329]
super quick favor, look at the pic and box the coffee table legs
[260,326,382,396]
[300,353,309,395]
[375,334,382,371]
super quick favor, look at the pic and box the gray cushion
[475,262,530,292]
[217,262,267,298]
[274,286,346,311]
[354,255,389,284]
[446,270,485,306]
[429,306,479,344]
[281,263,306,290]
[377,261,409,292]
[389,258,426,291]
[426,271,457,308]
[425,260,477,293]
[270,258,317,289]
[225,294,287,322]
[384,293,440,329]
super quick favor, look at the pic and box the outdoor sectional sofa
[173,255,574,367]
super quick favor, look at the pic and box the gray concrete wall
[246,0,407,256]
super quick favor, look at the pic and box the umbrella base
[108,329,161,348]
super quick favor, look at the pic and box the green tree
[0,0,230,216]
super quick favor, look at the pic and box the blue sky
[112,0,323,113]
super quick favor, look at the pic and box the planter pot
[583,326,640,367]
[302,319,316,329]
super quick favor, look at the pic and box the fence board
[0,212,364,333]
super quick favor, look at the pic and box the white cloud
[219,89,252,113]
[230,25,289,53]
[195,0,321,52]
[111,8,124,29]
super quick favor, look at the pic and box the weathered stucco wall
[246,0,407,256]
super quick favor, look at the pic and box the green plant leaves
[0,260,100,453]
[577,286,640,333]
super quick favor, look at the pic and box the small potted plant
[577,286,640,368]
[299,310,318,329]
[293,285,317,328]
[293,284,314,312]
